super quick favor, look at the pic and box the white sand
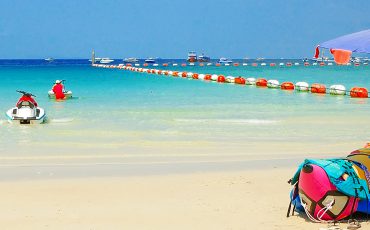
[1,168,367,230]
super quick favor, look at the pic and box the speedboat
[218,57,233,64]
[99,58,114,64]
[89,57,102,63]
[123,57,139,63]
[187,51,197,62]
[144,57,156,63]
[198,53,210,62]
[5,91,46,124]
[45,58,54,62]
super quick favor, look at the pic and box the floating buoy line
[97,61,368,67]
[93,64,369,98]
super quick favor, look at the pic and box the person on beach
[16,92,38,107]
[52,80,66,99]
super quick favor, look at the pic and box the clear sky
[1,0,369,59]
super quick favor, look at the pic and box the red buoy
[181,72,187,78]
[350,87,368,98]
[234,77,246,85]
[281,82,295,90]
[204,74,212,80]
[311,83,326,94]
[192,73,199,79]
[217,75,225,83]
[256,78,267,87]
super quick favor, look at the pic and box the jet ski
[5,90,46,124]
[48,79,73,99]
[48,90,73,99]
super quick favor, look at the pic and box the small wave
[175,119,279,125]
[49,118,74,123]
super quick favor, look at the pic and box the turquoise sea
[0,59,369,178]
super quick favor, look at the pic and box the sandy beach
[1,166,367,230]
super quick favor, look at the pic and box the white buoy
[211,74,218,81]
[242,63,248,66]
[226,76,235,83]
[207,63,212,66]
[261,63,267,66]
[328,63,333,66]
[246,77,256,85]
[225,63,230,66]
[295,82,309,91]
[187,72,193,78]
[198,74,205,80]
[173,63,178,66]
[267,79,279,88]
[329,85,346,95]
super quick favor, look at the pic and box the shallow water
[0,60,369,172]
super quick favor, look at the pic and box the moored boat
[187,51,197,62]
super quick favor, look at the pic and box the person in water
[16,93,38,107]
[52,80,65,99]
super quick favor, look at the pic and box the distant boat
[218,57,233,64]
[187,51,197,62]
[45,58,54,62]
[89,57,102,63]
[198,53,210,62]
[123,57,138,63]
[144,57,156,63]
[99,58,114,64]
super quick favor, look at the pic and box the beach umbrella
[320,29,370,53]
[314,29,370,64]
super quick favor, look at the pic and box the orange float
[181,72,187,78]
[350,87,368,98]
[192,73,199,79]
[234,77,246,84]
[319,62,325,66]
[252,63,258,67]
[163,63,168,67]
[281,82,295,90]
[256,78,267,87]
[215,63,221,67]
[233,63,239,66]
[270,63,276,67]
[311,83,326,94]
[199,63,204,67]
[217,75,225,83]
[181,63,186,67]
[143,63,148,67]
[163,71,169,75]
[204,74,212,80]
[172,71,179,77]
